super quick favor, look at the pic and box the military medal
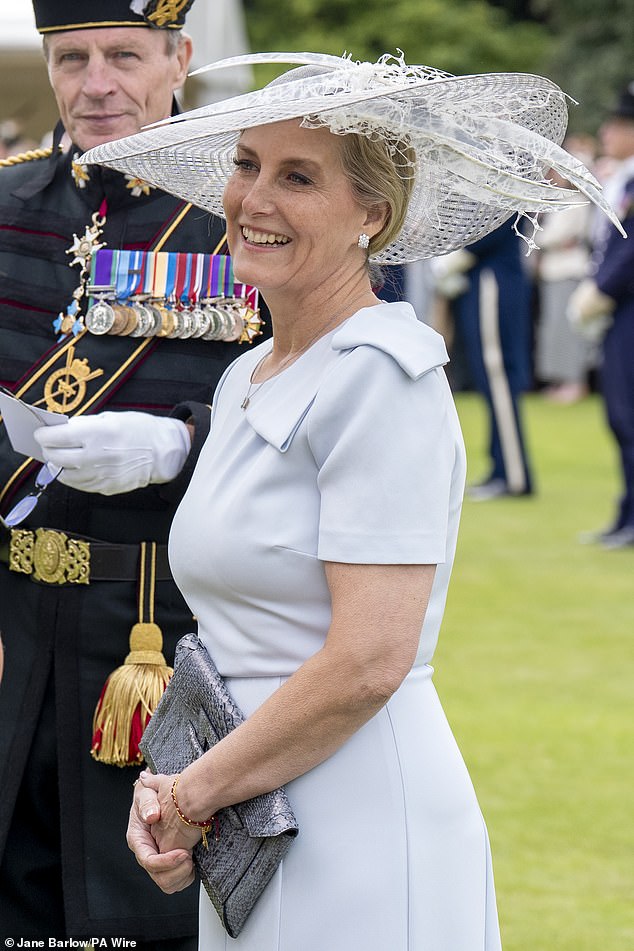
[66,212,106,271]
[77,247,261,344]
[144,305,164,336]
[108,251,137,334]
[179,307,198,338]
[107,303,136,335]
[187,255,208,337]
[240,304,265,343]
[201,305,222,340]
[190,305,210,338]
[54,211,107,339]
[85,299,116,334]
[126,252,154,336]
[163,255,181,339]
[166,307,187,338]
[222,303,245,342]
[84,249,118,334]
[128,302,154,337]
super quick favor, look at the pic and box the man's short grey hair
[165,29,186,55]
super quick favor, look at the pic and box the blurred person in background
[434,221,535,500]
[534,153,595,405]
[569,84,634,548]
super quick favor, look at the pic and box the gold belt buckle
[9,528,90,585]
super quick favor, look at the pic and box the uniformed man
[0,1,265,944]
[570,84,634,547]
[438,221,535,500]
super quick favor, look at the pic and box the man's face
[46,27,192,152]
[599,116,634,162]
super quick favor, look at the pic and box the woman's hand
[127,775,196,893]
[138,770,204,854]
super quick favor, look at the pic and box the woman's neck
[263,278,378,359]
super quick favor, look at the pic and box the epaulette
[0,145,61,168]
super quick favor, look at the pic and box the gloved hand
[430,249,477,299]
[567,278,615,342]
[33,411,192,495]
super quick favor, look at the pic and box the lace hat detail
[81,51,624,263]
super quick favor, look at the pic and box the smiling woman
[223,122,382,330]
[80,51,622,951]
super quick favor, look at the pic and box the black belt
[0,526,172,585]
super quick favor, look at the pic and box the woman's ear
[364,202,390,237]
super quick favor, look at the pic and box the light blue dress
[169,301,502,950]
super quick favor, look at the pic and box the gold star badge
[239,307,265,343]
[71,153,90,188]
[125,174,154,197]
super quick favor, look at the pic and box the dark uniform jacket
[595,174,634,530]
[0,131,264,939]
[452,221,534,494]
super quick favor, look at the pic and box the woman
[81,53,620,949]
[534,163,595,404]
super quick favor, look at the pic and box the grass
[433,392,634,951]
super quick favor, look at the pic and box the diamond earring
[357,233,370,249]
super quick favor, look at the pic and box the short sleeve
[307,346,463,564]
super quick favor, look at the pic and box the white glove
[33,411,191,495]
[567,278,615,342]
[430,249,477,299]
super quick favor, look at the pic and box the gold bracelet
[170,776,219,849]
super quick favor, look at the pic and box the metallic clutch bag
[139,633,299,938]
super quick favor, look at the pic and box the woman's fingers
[142,849,196,893]
[134,775,162,823]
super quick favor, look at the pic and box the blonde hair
[338,132,416,257]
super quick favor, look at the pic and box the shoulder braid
[0,145,61,168]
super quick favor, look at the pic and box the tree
[243,0,552,84]
[534,0,634,132]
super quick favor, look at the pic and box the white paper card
[0,392,68,463]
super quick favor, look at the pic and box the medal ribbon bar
[84,249,262,344]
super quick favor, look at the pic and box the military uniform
[595,171,634,539]
[0,126,264,941]
[452,221,534,497]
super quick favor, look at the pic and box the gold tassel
[91,542,173,767]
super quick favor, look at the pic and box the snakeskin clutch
[139,633,299,938]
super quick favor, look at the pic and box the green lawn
[434,392,634,951]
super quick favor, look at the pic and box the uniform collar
[244,301,448,451]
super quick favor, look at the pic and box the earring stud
[357,233,370,249]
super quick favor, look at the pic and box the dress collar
[244,301,448,451]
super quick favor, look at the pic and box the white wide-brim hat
[81,52,623,264]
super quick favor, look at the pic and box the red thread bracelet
[171,776,219,849]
